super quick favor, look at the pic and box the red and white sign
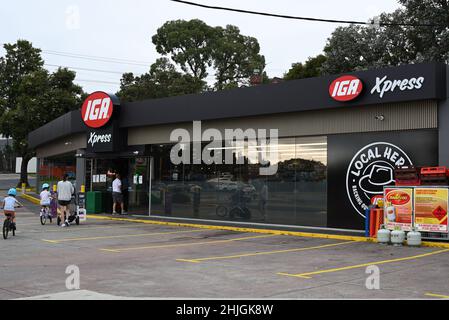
[329,75,363,102]
[81,92,114,128]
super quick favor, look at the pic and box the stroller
[56,195,81,226]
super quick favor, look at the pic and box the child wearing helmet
[40,183,52,209]
[1,188,23,229]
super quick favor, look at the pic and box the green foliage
[321,0,449,74]
[284,55,327,80]
[0,40,83,182]
[149,19,265,93]
[212,25,265,90]
[117,58,205,102]
[152,19,217,80]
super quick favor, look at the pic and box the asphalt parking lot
[1,198,449,300]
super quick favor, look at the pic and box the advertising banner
[384,187,414,231]
[414,188,449,233]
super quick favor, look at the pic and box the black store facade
[28,63,449,231]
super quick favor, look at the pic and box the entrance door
[128,157,150,215]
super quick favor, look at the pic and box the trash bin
[102,192,113,214]
[86,191,103,214]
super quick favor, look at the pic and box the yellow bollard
[81,185,86,193]
[53,185,57,192]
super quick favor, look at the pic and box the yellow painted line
[90,215,370,241]
[42,229,205,243]
[278,248,449,279]
[19,194,41,205]
[176,241,357,263]
[100,234,277,253]
[88,215,449,249]
[425,293,449,299]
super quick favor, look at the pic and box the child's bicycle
[3,214,16,240]
[40,206,53,225]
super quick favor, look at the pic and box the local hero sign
[81,92,114,128]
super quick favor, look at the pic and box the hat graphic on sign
[359,164,395,195]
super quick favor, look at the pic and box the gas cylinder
[391,228,406,246]
[407,229,422,247]
[377,225,391,244]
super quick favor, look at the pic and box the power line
[45,63,139,76]
[42,49,153,65]
[76,79,121,85]
[41,51,151,67]
[170,0,447,27]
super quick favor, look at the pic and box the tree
[152,19,266,90]
[284,55,327,80]
[152,19,217,81]
[0,40,83,186]
[212,25,265,90]
[321,0,449,74]
[117,58,204,102]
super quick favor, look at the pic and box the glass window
[149,136,328,228]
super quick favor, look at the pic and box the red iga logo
[81,92,114,128]
[329,75,363,102]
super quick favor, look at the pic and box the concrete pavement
[1,198,449,300]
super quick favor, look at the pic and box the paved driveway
[2,199,449,300]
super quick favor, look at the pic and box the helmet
[42,183,50,190]
[8,188,17,197]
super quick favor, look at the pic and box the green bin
[86,191,103,214]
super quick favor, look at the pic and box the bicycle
[3,214,16,240]
[40,206,53,225]
[216,204,252,220]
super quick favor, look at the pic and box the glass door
[128,157,150,215]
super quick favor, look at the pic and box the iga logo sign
[329,75,363,102]
[346,142,413,218]
[81,92,114,128]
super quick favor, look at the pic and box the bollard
[21,183,26,195]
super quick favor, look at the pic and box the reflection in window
[150,136,327,228]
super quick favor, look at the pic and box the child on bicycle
[1,188,23,230]
[40,183,52,209]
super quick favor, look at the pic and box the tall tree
[321,0,449,74]
[212,25,265,90]
[284,55,327,80]
[0,40,83,186]
[117,58,204,102]
[152,19,217,81]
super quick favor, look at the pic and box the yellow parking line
[425,293,449,299]
[42,229,205,243]
[176,241,357,263]
[278,248,449,279]
[100,234,277,253]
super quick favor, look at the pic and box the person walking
[112,174,125,215]
[57,174,75,227]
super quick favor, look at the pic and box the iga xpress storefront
[28,63,449,232]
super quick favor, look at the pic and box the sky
[0,0,402,94]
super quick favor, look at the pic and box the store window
[149,136,327,227]
[38,154,76,191]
